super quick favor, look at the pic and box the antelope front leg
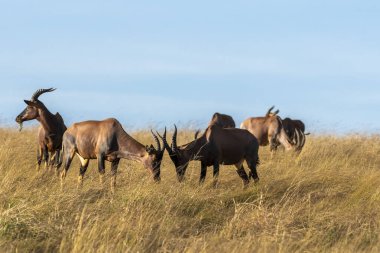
[77,156,89,188]
[199,162,207,185]
[213,162,220,188]
[36,146,43,171]
[97,155,106,185]
[49,151,57,171]
[55,150,62,174]
[43,146,49,170]
[269,135,279,159]
[111,159,120,193]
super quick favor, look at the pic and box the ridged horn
[157,127,172,155]
[31,88,56,101]
[194,130,200,140]
[299,130,306,149]
[294,128,301,148]
[266,106,275,117]
[151,130,161,152]
[171,124,178,153]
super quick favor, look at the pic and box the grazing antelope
[240,106,295,153]
[282,118,309,152]
[15,88,67,171]
[60,118,165,190]
[195,112,236,139]
[159,124,260,187]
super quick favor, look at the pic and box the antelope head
[144,130,166,182]
[158,125,189,182]
[15,88,56,131]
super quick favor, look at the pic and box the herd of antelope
[15,88,309,190]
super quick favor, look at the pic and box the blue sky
[1,1,379,133]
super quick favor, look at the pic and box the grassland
[0,128,379,253]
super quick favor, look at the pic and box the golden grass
[0,128,379,252]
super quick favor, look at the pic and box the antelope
[209,112,236,128]
[15,88,67,171]
[159,124,260,187]
[60,118,165,191]
[282,118,309,152]
[195,112,236,139]
[240,106,295,153]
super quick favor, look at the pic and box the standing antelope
[240,106,295,153]
[60,118,165,191]
[15,88,67,171]
[159,124,260,187]
[282,118,309,152]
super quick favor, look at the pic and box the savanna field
[0,128,379,253]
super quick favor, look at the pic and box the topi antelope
[15,88,67,171]
[209,112,236,128]
[195,112,236,139]
[240,106,295,153]
[282,118,309,152]
[159,124,260,187]
[60,118,165,191]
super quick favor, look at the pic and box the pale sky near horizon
[1,1,379,133]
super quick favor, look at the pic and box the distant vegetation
[0,128,379,252]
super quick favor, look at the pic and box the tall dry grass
[0,128,379,252]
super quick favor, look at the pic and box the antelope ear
[24,100,41,108]
[146,145,155,154]
[24,100,34,106]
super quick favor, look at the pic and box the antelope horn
[294,128,301,148]
[157,128,172,154]
[194,130,200,140]
[300,131,306,149]
[151,130,161,152]
[266,106,275,117]
[171,124,178,153]
[291,130,297,144]
[31,88,56,101]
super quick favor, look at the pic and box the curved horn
[299,131,306,149]
[157,127,173,154]
[294,128,301,148]
[171,124,178,153]
[291,130,297,144]
[151,130,161,152]
[266,106,275,117]
[194,130,200,140]
[295,128,305,150]
[31,88,56,101]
